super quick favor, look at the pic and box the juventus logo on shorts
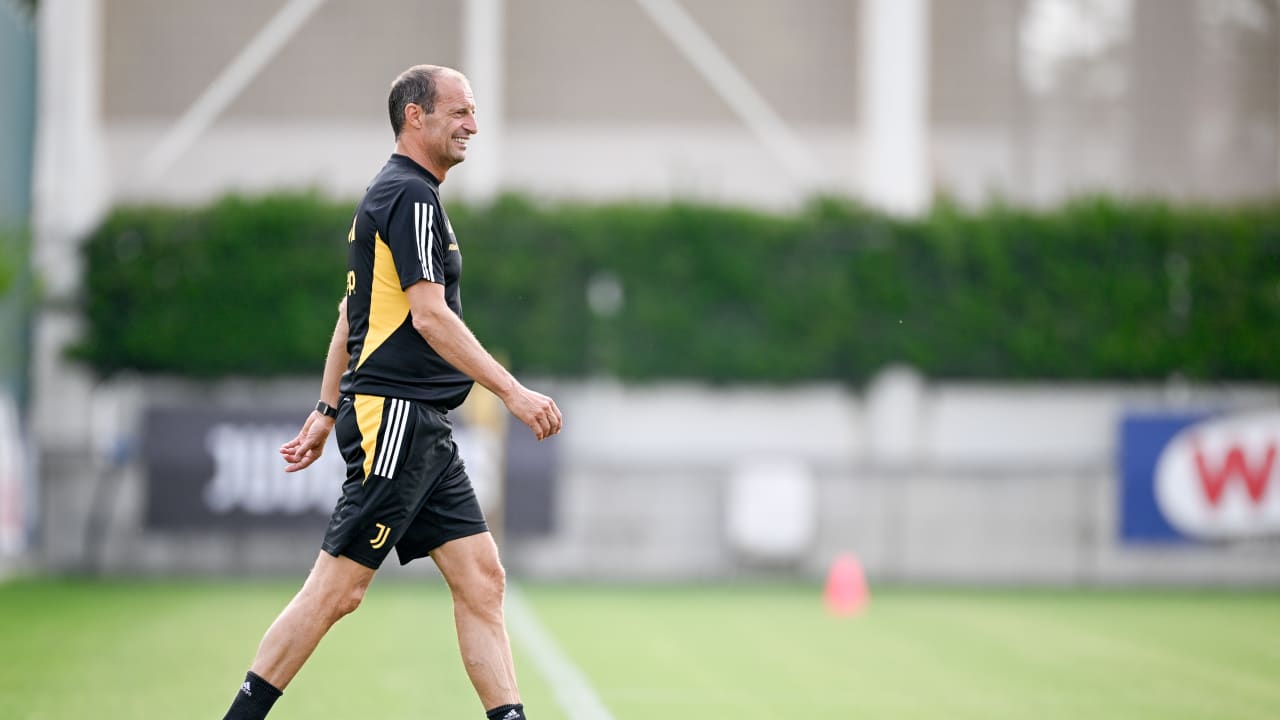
[370,522,391,549]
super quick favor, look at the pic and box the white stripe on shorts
[373,399,408,478]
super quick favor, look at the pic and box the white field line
[505,583,616,720]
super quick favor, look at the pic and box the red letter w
[1194,441,1275,507]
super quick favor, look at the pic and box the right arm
[385,185,561,441]
[406,280,561,440]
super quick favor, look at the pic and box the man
[221,64,561,720]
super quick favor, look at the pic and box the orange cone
[824,552,869,616]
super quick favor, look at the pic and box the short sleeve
[385,183,448,289]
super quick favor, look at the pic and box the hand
[279,411,336,472]
[503,384,563,441]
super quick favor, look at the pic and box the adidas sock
[222,670,283,720]
[485,702,526,720]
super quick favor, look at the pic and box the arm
[406,281,562,440]
[279,297,351,471]
[316,296,350,409]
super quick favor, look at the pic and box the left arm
[279,297,350,472]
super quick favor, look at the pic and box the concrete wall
[91,0,1280,209]
[36,371,1280,585]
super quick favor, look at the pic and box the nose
[464,115,478,135]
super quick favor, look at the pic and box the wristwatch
[315,400,338,419]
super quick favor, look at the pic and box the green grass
[0,579,1277,719]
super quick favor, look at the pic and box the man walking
[221,64,561,720]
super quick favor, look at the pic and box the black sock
[222,670,283,720]
[486,703,526,720]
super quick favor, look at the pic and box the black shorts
[321,394,488,569]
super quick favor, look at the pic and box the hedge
[74,192,1280,382]
[0,224,25,295]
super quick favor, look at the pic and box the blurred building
[38,0,1280,221]
[14,0,1280,582]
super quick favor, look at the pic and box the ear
[404,102,423,130]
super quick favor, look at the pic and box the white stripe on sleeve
[414,202,427,279]
[424,203,436,281]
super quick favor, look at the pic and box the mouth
[452,136,470,151]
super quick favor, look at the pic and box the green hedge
[75,194,349,376]
[0,243,11,295]
[75,193,1280,382]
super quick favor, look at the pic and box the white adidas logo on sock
[502,710,519,720]
[240,681,253,697]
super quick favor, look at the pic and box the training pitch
[1,579,1276,719]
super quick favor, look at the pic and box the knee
[334,584,368,617]
[302,579,368,621]
[454,561,506,617]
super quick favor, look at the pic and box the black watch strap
[315,400,338,418]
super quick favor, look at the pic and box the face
[418,73,477,171]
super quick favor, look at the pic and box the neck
[394,140,448,182]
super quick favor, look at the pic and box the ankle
[485,702,525,720]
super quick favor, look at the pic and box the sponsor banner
[1120,410,1280,543]
[144,407,343,529]
[143,404,506,531]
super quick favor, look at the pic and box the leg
[431,532,520,710]
[250,550,377,689]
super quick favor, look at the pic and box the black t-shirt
[340,154,473,409]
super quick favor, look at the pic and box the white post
[30,0,108,518]
[461,0,504,202]
[860,0,931,215]
[32,0,108,298]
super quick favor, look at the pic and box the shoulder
[367,160,437,199]
[388,174,441,208]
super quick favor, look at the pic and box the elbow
[410,309,441,340]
